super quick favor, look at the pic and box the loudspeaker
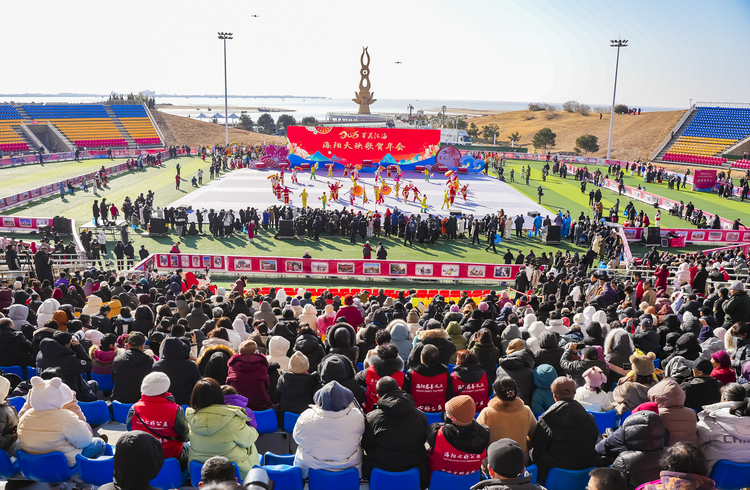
[542,225,561,244]
[527,211,541,218]
[276,219,295,239]
[52,216,72,236]
[148,218,168,237]
[642,227,661,245]
[450,211,462,217]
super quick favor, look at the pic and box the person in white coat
[574,367,613,412]
[298,304,319,333]
[293,380,365,477]
[697,392,750,472]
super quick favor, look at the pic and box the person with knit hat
[474,438,545,489]
[275,352,320,416]
[99,431,165,490]
[710,350,736,385]
[18,376,108,466]
[681,358,722,412]
[316,304,336,337]
[334,295,364,328]
[293,380,365,477]
[574,366,613,412]
[613,352,659,414]
[408,344,453,413]
[405,308,421,338]
[126,372,190,468]
[530,376,600,483]
[427,394,490,476]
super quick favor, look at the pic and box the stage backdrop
[286,126,440,166]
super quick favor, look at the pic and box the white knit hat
[29,376,74,411]
[141,372,171,397]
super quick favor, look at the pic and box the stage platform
[168,169,551,226]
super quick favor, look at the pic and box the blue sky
[3,0,749,107]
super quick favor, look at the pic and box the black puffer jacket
[0,328,33,368]
[496,349,536,406]
[325,322,359,365]
[610,411,666,490]
[362,390,429,484]
[293,333,325,372]
[152,337,202,405]
[319,353,365,405]
[355,353,410,395]
[36,339,97,401]
[605,329,635,368]
[131,305,155,335]
[559,348,610,387]
[530,399,600,482]
[112,348,154,403]
[270,322,297,357]
[274,371,320,414]
[533,332,564,376]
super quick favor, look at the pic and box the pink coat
[247,222,256,239]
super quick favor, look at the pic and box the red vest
[131,394,182,459]
[428,427,486,475]
[451,372,490,411]
[365,366,405,412]
[411,370,449,413]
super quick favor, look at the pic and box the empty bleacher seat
[16,450,78,483]
[112,400,133,424]
[75,445,115,486]
[544,467,597,490]
[370,467,421,490]
[262,464,304,490]
[151,457,188,490]
[429,470,481,490]
[308,467,360,490]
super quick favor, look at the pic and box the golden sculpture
[353,47,376,114]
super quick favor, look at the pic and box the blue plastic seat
[0,366,26,379]
[357,362,364,371]
[91,372,115,392]
[8,396,25,413]
[151,458,188,490]
[526,464,538,484]
[26,366,36,378]
[75,445,115,486]
[619,411,632,426]
[308,467,360,490]
[283,412,300,433]
[112,400,133,424]
[589,410,617,434]
[79,400,112,425]
[255,408,279,434]
[544,467,597,490]
[262,464,304,490]
[189,460,240,487]
[17,449,78,483]
[263,452,295,466]
[429,470,480,489]
[370,467,421,490]
[447,364,455,373]
[653,358,660,369]
[709,459,750,490]
[0,449,19,478]
[422,410,443,425]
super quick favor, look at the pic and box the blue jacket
[531,364,557,416]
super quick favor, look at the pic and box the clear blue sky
[4,0,749,108]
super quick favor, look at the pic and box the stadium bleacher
[111,105,161,146]
[0,106,30,153]
[732,158,750,169]
[664,106,750,165]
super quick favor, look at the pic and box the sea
[0,95,682,123]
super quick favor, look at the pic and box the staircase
[652,109,699,163]
[15,124,48,153]
[104,105,135,148]
[15,106,30,121]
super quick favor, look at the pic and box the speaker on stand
[542,225,561,244]
[642,227,661,246]
[275,219,295,240]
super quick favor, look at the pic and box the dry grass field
[151,110,286,147]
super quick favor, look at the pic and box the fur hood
[197,342,235,365]
[417,328,449,341]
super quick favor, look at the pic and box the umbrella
[228,113,239,119]
[197,113,207,119]
[211,113,224,119]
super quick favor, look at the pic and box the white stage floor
[169,169,550,226]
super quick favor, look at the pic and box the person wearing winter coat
[427,395,490,476]
[111,332,155,403]
[386,320,413,364]
[316,304,336,337]
[710,350,736,385]
[325,321,359,365]
[533,331,565,376]
[0,376,19,453]
[696,390,750,473]
[126,372,190,467]
[253,301,277,328]
[8,303,35,342]
[267,335,291,368]
[469,328,502,385]
[605,327,635,368]
[186,302,210,331]
[575,366,613,412]
[320,353,366,406]
[293,326,325,372]
[613,353,659,414]
[451,350,490,411]
[226,340,273,411]
[608,410,666,489]
[531,364,557,416]
[639,441,718,490]
[37,331,98,402]
[0,318,33,368]
[496,339,536,406]
[186,378,260,479]
[681,358,722,412]
[633,318,660,356]
[275,352,320,414]
[89,333,121,375]
[405,308,421,338]
[530,376,600,483]
[196,328,235,386]
[477,376,536,464]
[293,380,365,477]
[355,343,407,411]
[298,304,318,332]
[560,344,610,387]
[130,302,155,336]
[408,344,453,413]
[152,337,202,406]
[722,282,750,329]
[270,312,298,356]
[99,430,165,490]
[36,298,60,328]
[446,321,467,364]
[408,322,457,369]
[334,295,364,328]
[18,376,107,465]
[647,378,697,446]
[362,377,429,487]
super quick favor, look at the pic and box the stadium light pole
[218,32,233,147]
[606,39,628,160]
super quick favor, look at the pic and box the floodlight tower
[218,32,233,147]
[606,39,628,160]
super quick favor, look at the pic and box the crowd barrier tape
[134,253,526,282]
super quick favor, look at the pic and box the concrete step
[104,105,136,145]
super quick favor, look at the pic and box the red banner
[0,216,52,232]
[287,126,441,165]
[146,254,523,282]
[692,169,717,192]
[622,227,750,244]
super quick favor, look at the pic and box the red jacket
[127,393,189,459]
[226,353,273,411]
[334,305,363,328]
